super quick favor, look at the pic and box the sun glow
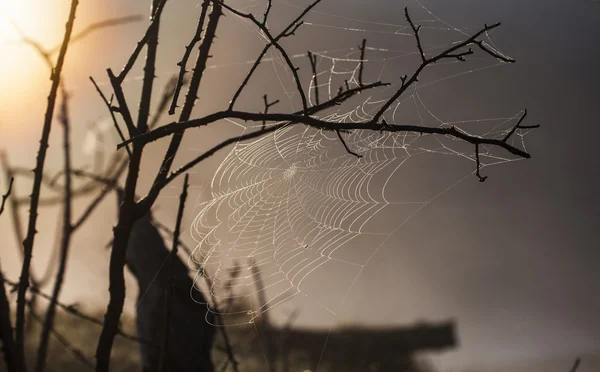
[0,1,66,43]
[0,1,71,136]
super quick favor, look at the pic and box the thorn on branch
[168,1,208,115]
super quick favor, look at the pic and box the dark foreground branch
[119,110,534,159]
[0,265,20,371]
[15,2,79,370]
[158,174,189,372]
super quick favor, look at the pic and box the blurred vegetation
[0,304,440,372]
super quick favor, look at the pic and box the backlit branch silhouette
[14,3,78,371]
[88,1,540,370]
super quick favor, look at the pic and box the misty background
[0,0,599,371]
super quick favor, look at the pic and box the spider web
[78,0,537,368]
[185,0,536,339]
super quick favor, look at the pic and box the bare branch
[0,154,58,299]
[307,50,319,105]
[136,0,163,134]
[106,68,137,137]
[151,75,180,128]
[358,38,366,87]
[202,270,240,372]
[475,143,487,182]
[54,15,143,55]
[250,258,276,372]
[160,122,287,190]
[570,357,581,372]
[68,74,178,229]
[0,266,20,371]
[36,88,75,372]
[3,277,151,346]
[28,307,95,370]
[303,81,388,115]
[262,95,280,128]
[405,8,425,63]
[139,0,222,215]
[169,1,210,115]
[118,110,534,159]
[218,0,320,114]
[116,0,168,82]
[336,130,362,158]
[0,176,13,216]
[158,174,189,372]
[372,8,514,124]
[502,109,539,142]
[89,77,132,157]
[263,0,273,25]
[95,3,184,369]
[15,2,79,368]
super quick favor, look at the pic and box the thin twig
[371,7,514,124]
[336,130,361,158]
[2,277,151,346]
[152,219,196,258]
[89,77,132,157]
[106,68,137,137]
[136,0,162,134]
[502,109,535,142]
[49,15,144,55]
[168,1,211,115]
[219,0,321,114]
[307,50,319,105]
[262,95,280,128]
[0,155,54,329]
[139,0,221,215]
[203,271,240,372]
[569,357,581,372]
[475,143,487,182]
[0,177,13,216]
[250,258,276,372]
[35,88,74,372]
[0,261,19,372]
[116,0,168,82]
[28,305,95,370]
[358,38,366,87]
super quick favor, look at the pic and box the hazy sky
[0,0,599,371]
